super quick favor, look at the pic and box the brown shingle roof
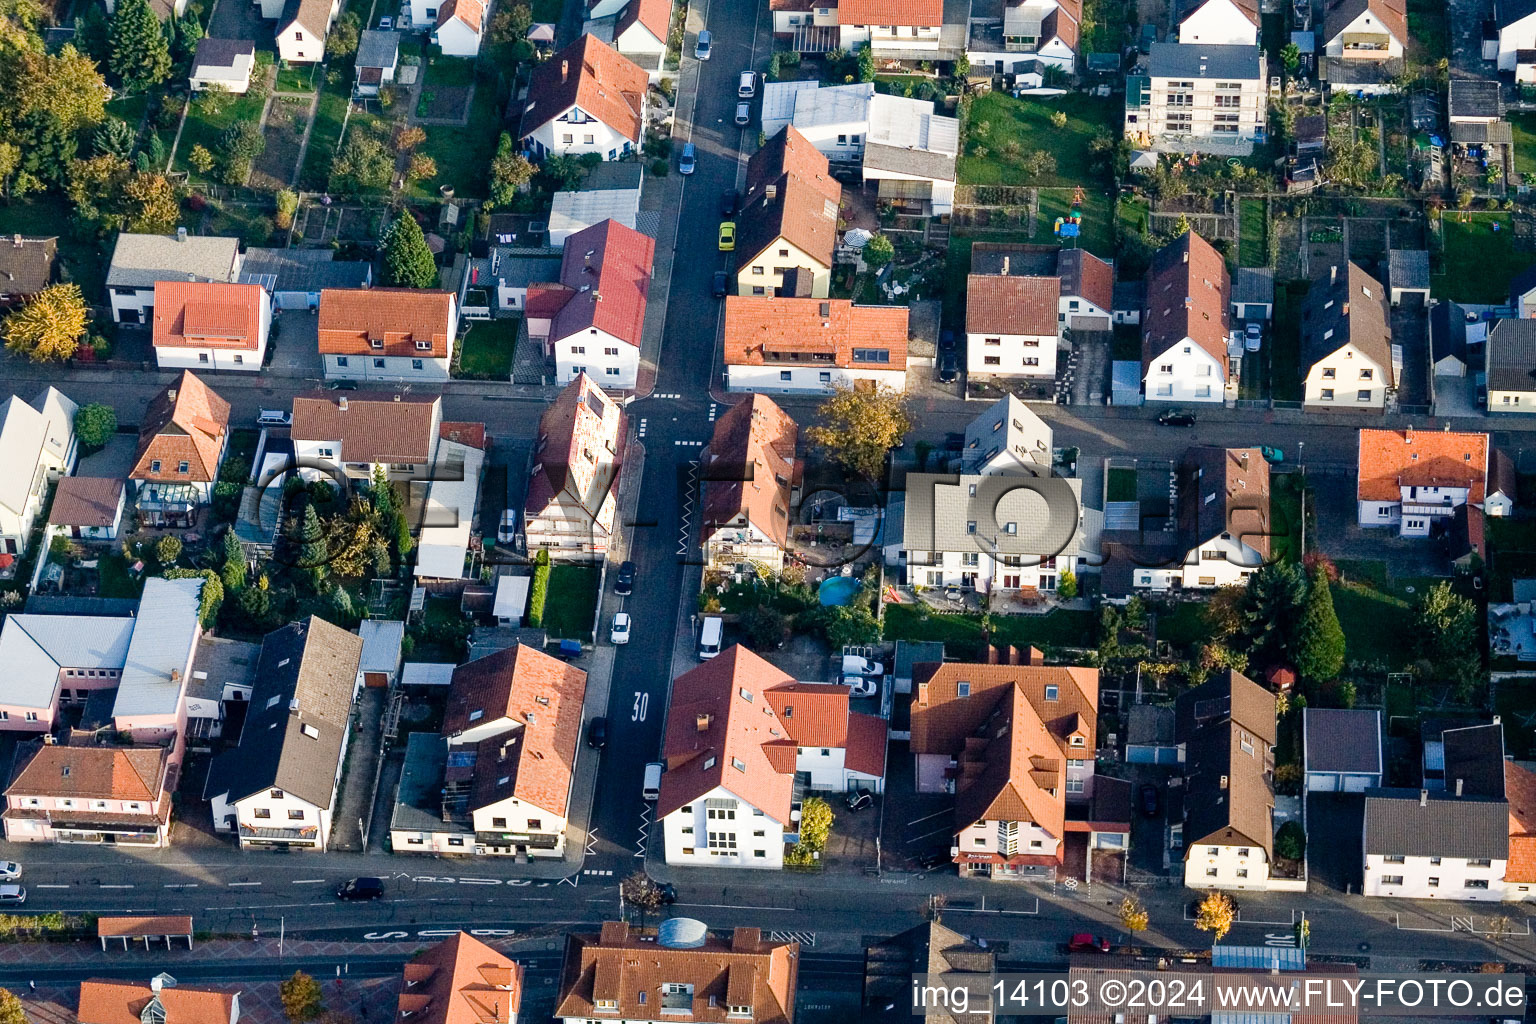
[554,921,799,1024]
[722,297,908,369]
[550,219,655,347]
[398,932,523,1024]
[702,394,798,550]
[0,234,56,298]
[1175,669,1276,856]
[966,275,1060,336]
[522,35,648,144]
[953,685,1067,836]
[291,391,440,464]
[1356,427,1489,503]
[152,280,265,352]
[7,744,168,803]
[77,978,237,1024]
[838,0,941,26]
[1141,230,1230,375]
[48,476,124,529]
[280,0,335,38]
[130,371,230,484]
[1302,262,1393,385]
[739,126,842,271]
[318,288,455,358]
[1180,446,1271,559]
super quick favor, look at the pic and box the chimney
[1405,425,1413,444]
[1219,774,1229,789]
[393,393,401,402]
[338,396,348,411]
[1330,264,1337,286]
[1456,778,1464,797]
[1182,248,1189,263]
[166,388,178,402]
[10,234,19,248]
[1025,646,1044,666]
[1420,788,1428,806]
[1001,255,1010,275]
[696,713,712,732]
[288,698,300,713]
[177,226,188,243]
[561,59,569,82]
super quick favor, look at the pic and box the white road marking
[292,879,326,884]
[100,884,134,889]
[226,881,262,887]
[35,884,69,889]
[164,884,198,888]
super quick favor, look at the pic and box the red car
[1068,933,1111,953]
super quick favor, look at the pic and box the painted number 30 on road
[633,691,648,722]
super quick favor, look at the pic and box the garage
[1069,314,1111,331]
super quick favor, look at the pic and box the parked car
[0,885,24,904]
[1259,445,1284,465]
[712,271,729,298]
[734,101,751,126]
[586,716,608,749]
[1156,409,1196,427]
[845,788,874,811]
[915,849,949,871]
[611,611,632,645]
[497,509,517,545]
[938,349,959,383]
[1138,783,1160,818]
[679,142,696,175]
[378,14,392,27]
[842,654,884,677]
[718,222,736,251]
[1068,933,1111,953]
[256,409,292,427]
[336,877,383,901]
[0,863,21,882]
[738,70,756,97]
[720,189,738,217]
[614,560,637,595]
[843,676,877,698]
[326,380,359,390]
[694,29,711,59]
[939,329,956,352]
[1245,321,1262,352]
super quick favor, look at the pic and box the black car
[587,716,608,749]
[939,329,957,352]
[336,877,384,901]
[614,560,637,595]
[720,189,738,217]
[326,380,360,391]
[938,350,959,383]
[915,849,949,872]
[845,788,874,811]
[657,882,678,904]
[1157,409,1196,426]
[1138,783,1161,818]
[712,271,729,299]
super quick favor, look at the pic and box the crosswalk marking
[708,403,718,422]
[769,930,816,947]
[673,440,703,447]
[652,392,682,399]
[638,418,647,438]
[583,868,614,876]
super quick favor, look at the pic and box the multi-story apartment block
[1125,43,1266,153]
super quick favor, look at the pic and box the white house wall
[1185,840,1272,890]
[1143,341,1227,402]
[724,363,907,393]
[1363,852,1508,900]
[324,353,452,382]
[966,331,1058,377]
[661,786,786,869]
[554,326,639,389]
[526,110,636,161]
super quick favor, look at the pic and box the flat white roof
[761,79,825,137]
[111,577,205,720]
[0,614,135,710]
[414,439,485,581]
[868,94,958,155]
[493,575,531,619]
[549,190,641,246]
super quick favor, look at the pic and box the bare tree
[620,872,667,927]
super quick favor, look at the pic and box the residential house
[964,243,1113,378]
[272,0,341,62]
[2,742,173,846]
[0,386,77,557]
[898,395,1101,596]
[1490,0,1536,79]
[0,610,135,732]
[584,0,669,61]
[105,231,242,325]
[722,296,909,393]
[546,162,644,248]
[1450,503,1487,570]
[433,0,485,55]
[291,390,443,487]
[397,933,523,1024]
[1140,231,1234,403]
[1488,448,1518,515]
[862,921,994,1022]
[189,38,256,93]
[77,977,239,1024]
[390,644,588,857]
[1505,759,1536,900]
[519,35,647,161]
[1355,426,1490,536]
[1319,0,1406,92]
[1363,787,1510,899]
[354,30,400,96]
[1301,263,1394,411]
[1122,446,1271,592]
[783,0,945,57]
[1231,266,1274,320]
[492,253,564,313]
[1177,0,1259,45]
[554,920,799,1024]
[909,651,1113,881]
[1388,248,1430,305]
[108,576,207,758]
[1176,669,1279,891]
[524,374,626,560]
[240,247,373,310]
[1124,44,1267,153]
[1303,707,1383,792]
[964,0,1081,77]
[0,234,57,307]
[206,616,364,851]
[410,415,486,580]
[47,477,126,542]
[129,372,230,527]
[658,645,886,869]
[700,394,800,574]
[1430,298,1478,382]
[526,218,654,389]
[1486,318,1536,412]
[187,635,260,741]
[318,288,458,382]
[151,280,271,373]
[736,126,842,299]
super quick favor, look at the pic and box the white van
[698,616,723,660]
[642,762,664,801]
[842,654,884,677]
[256,409,292,427]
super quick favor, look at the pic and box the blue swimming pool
[818,576,861,606]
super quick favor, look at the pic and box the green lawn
[1116,194,1150,239]
[1035,189,1114,254]
[1331,581,1415,668]
[1510,113,1536,178]
[1432,213,1536,304]
[1154,601,1216,651]
[275,63,318,93]
[424,48,476,86]
[299,69,353,190]
[957,91,1117,187]
[174,88,270,179]
[1270,280,1306,402]
[413,72,504,198]
[545,565,599,640]
[1239,197,1267,267]
[885,604,1095,652]
[98,553,144,600]
[1107,467,1137,503]
[456,318,518,378]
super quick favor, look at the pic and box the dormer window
[415,340,432,351]
[371,338,384,349]
[1070,734,1086,747]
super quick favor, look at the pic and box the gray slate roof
[192,37,255,71]
[1363,788,1509,859]
[575,160,645,192]
[355,29,400,69]
[1388,249,1429,292]
[1442,722,1506,798]
[390,731,472,836]
[1430,299,1470,365]
[240,247,372,293]
[1449,79,1502,120]
[862,142,956,182]
[1231,267,1274,307]
[1147,42,1263,80]
[1301,262,1393,383]
[106,232,242,289]
[1486,318,1536,393]
[1303,707,1382,776]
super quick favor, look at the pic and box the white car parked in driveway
[611,612,632,645]
[842,676,877,698]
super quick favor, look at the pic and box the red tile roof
[77,979,237,1024]
[7,744,168,803]
[702,394,798,550]
[131,371,230,484]
[845,711,888,777]
[398,931,523,1024]
[151,281,266,352]
[1141,231,1230,376]
[441,421,488,451]
[437,0,486,32]
[723,297,908,369]
[1508,761,1536,883]
[550,219,655,347]
[318,288,455,358]
[1356,427,1489,503]
[525,373,627,519]
[617,0,670,41]
[838,0,941,27]
[740,126,843,271]
[966,275,1060,336]
[522,35,648,144]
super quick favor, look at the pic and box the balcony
[1338,35,1392,59]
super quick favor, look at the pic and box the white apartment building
[1362,789,1510,900]
[722,296,909,394]
[1141,231,1235,403]
[1302,263,1394,411]
[1125,43,1266,152]
[1131,447,1272,592]
[1355,427,1490,537]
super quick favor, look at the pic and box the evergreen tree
[297,502,328,579]
[110,0,173,92]
[75,4,113,65]
[93,118,136,160]
[222,530,247,593]
[1294,564,1345,682]
[380,213,438,288]
[1236,562,1307,667]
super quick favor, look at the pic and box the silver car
[735,101,751,126]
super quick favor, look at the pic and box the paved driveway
[209,0,275,48]
[268,310,324,377]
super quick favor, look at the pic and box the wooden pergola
[98,915,194,951]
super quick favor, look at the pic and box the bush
[1275,820,1306,861]
[73,403,117,448]
[528,548,550,627]
[651,158,669,176]
[155,535,182,565]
